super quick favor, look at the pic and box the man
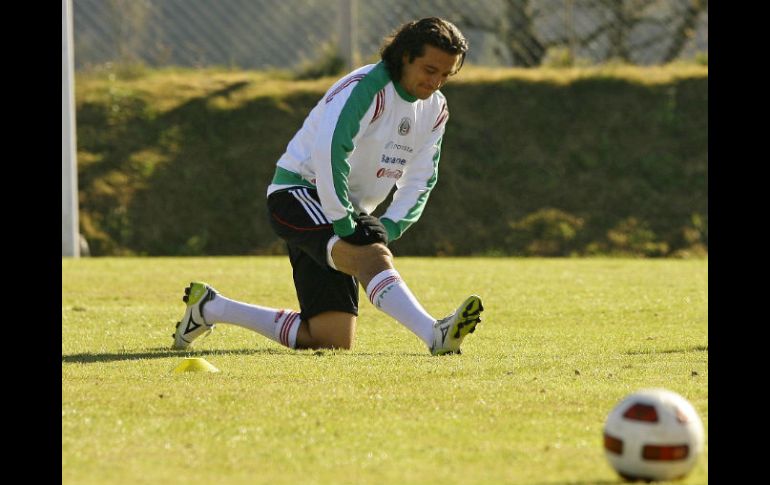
[172,17,483,355]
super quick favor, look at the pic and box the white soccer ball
[603,388,705,482]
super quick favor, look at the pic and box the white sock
[202,294,301,349]
[365,269,435,346]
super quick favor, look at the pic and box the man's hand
[357,214,388,244]
[340,214,388,246]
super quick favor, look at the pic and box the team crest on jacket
[398,117,411,136]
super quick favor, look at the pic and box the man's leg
[330,240,434,345]
[329,239,482,354]
[172,281,305,350]
[205,292,356,350]
[193,239,359,351]
[173,283,357,351]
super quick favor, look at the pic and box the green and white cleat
[429,295,484,356]
[172,281,217,350]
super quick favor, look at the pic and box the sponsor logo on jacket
[376,168,403,179]
[398,117,411,136]
[385,141,413,153]
[381,154,406,165]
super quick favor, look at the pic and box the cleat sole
[453,296,483,339]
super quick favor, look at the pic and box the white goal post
[62,0,79,257]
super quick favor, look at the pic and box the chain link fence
[73,0,707,71]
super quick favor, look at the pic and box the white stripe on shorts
[297,188,331,223]
[290,189,323,225]
[290,188,331,225]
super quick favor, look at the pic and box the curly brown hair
[380,17,468,82]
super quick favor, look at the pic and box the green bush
[505,208,585,256]
[596,217,669,257]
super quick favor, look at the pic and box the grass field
[62,257,708,485]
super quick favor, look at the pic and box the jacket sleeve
[310,71,385,237]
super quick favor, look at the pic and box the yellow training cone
[172,357,220,374]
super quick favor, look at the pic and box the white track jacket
[266,62,450,242]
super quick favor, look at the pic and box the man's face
[400,45,460,100]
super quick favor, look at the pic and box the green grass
[62,257,708,485]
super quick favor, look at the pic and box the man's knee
[365,242,392,258]
[297,311,356,350]
[331,241,393,280]
[313,333,354,350]
[356,242,392,266]
[356,243,393,284]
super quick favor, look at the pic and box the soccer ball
[603,388,705,482]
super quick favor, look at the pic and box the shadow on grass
[62,348,433,363]
[528,481,621,485]
[61,347,283,363]
[624,344,708,356]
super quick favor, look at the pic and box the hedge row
[76,66,707,257]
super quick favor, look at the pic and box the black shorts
[266,187,358,320]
